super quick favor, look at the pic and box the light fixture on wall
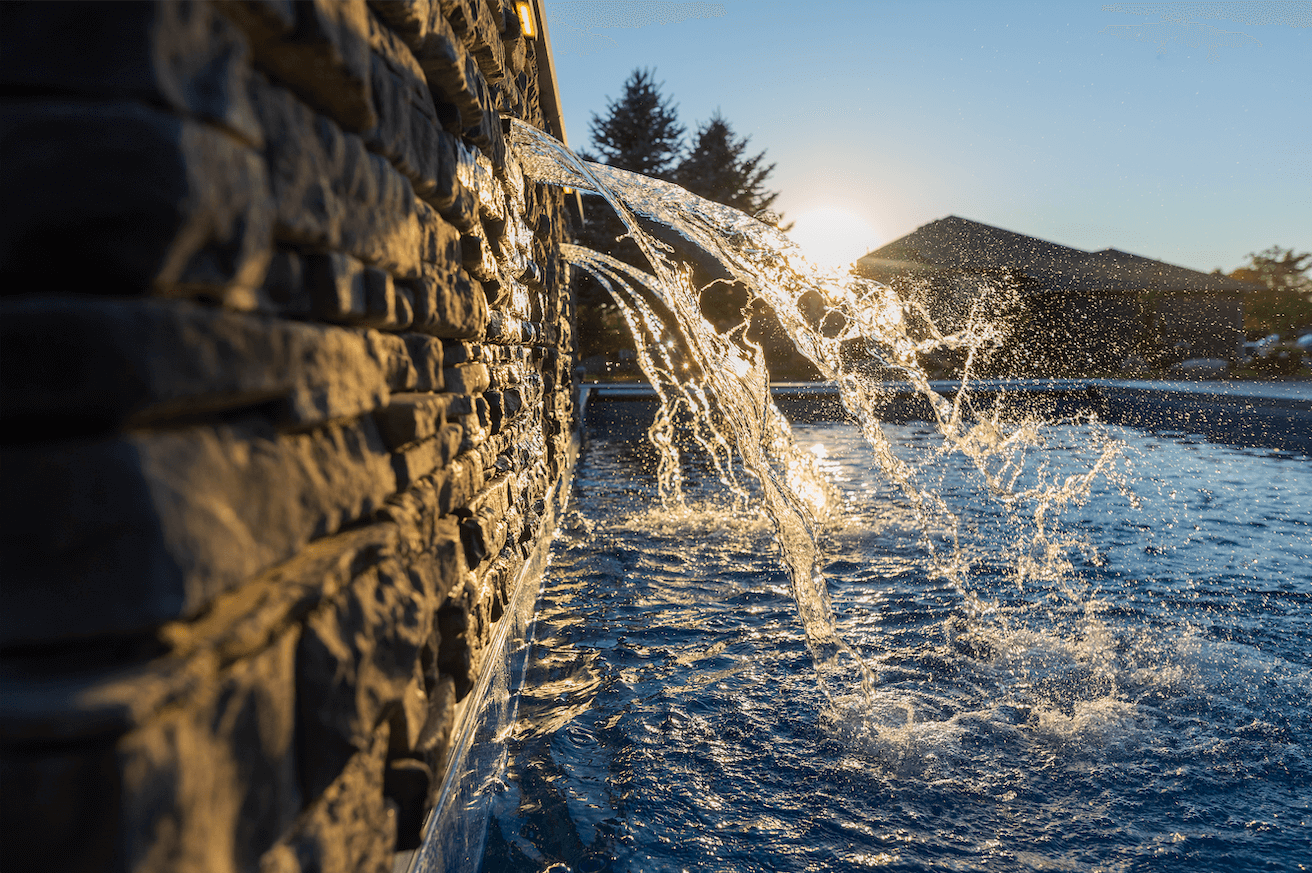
[516,1,537,39]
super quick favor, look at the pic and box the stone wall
[0,2,577,871]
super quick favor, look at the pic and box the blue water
[480,421,1312,872]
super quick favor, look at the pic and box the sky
[538,0,1311,273]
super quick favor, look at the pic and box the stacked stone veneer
[0,2,575,871]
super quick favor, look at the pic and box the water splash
[510,120,1130,703]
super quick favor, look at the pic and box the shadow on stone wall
[0,2,577,870]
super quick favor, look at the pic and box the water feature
[482,416,1311,872]
[463,125,1310,871]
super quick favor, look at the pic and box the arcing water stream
[476,123,1312,872]
[509,119,1128,702]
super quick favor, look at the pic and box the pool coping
[583,379,1312,454]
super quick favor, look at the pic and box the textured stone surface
[0,298,390,433]
[250,75,421,277]
[267,721,396,873]
[403,333,447,391]
[417,197,464,266]
[444,361,492,395]
[0,416,395,644]
[297,558,429,799]
[0,101,273,298]
[374,392,456,449]
[405,261,488,339]
[116,628,301,873]
[461,220,502,283]
[225,0,376,133]
[0,0,572,868]
[0,1,263,146]
[390,422,464,489]
[405,6,486,131]
[364,329,419,392]
[364,8,451,203]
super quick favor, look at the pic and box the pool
[479,412,1311,872]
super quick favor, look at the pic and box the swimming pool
[479,415,1311,873]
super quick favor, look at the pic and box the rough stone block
[404,261,487,339]
[0,1,263,146]
[444,362,491,395]
[502,31,527,78]
[265,721,395,873]
[305,252,367,323]
[363,9,453,202]
[364,329,419,392]
[224,0,376,133]
[395,283,417,331]
[248,74,340,247]
[361,265,400,328]
[435,598,474,699]
[161,522,401,668]
[0,416,396,645]
[390,422,464,490]
[436,456,475,516]
[442,340,484,364]
[383,757,431,850]
[472,151,507,224]
[464,92,506,170]
[249,75,421,277]
[0,298,388,434]
[417,198,463,266]
[345,145,425,279]
[461,222,502,284]
[116,628,301,873]
[0,101,272,299]
[257,249,313,317]
[367,0,439,43]
[402,334,446,391]
[375,490,467,604]
[407,8,484,131]
[457,0,509,84]
[440,176,480,233]
[390,663,429,755]
[297,559,428,799]
[373,392,454,449]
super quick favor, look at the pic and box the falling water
[468,124,1312,873]
[508,120,1130,702]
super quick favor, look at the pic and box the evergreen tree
[575,69,684,368]
[586,68,684,178]
[674,112,781,218]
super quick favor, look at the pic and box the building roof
[856,216,1259,294]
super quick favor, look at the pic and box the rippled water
[481,422,1311,873]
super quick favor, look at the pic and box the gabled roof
[856,216,1258,294]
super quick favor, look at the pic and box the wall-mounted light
[516,1,537,39]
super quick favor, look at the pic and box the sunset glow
[786,207,882,271]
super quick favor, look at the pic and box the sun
[786,207,882,271]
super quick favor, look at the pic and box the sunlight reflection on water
[482,422,1312,873]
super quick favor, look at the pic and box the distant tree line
[1229,245,1312,340]
[573,69,818,378]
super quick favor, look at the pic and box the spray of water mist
[509,120,1130,707]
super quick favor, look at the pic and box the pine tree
[575,69,685,367]
[586,68,684,178]
[674,112,780,218]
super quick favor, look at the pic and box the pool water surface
[480,422,1311,873]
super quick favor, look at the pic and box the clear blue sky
[539,0,1311,273]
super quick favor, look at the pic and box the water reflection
[484,424,1311,872]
